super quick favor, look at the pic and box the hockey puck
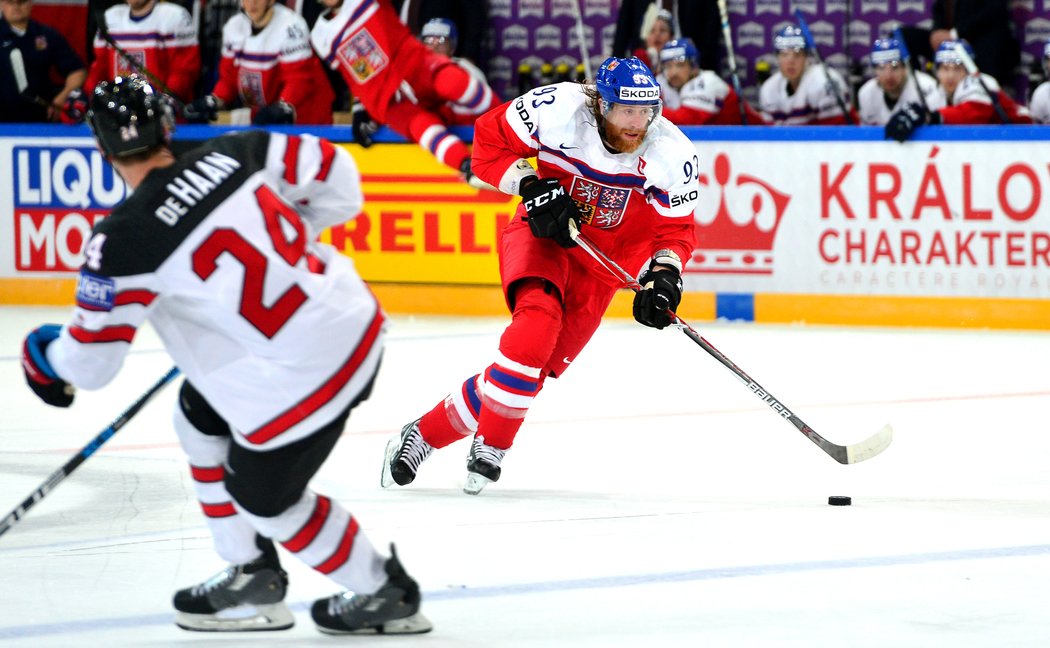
[828,496,852,506]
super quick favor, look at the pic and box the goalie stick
[0,367,180,539]
[567,223,892,465]
[716,0,749,124]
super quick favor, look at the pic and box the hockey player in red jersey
[84,0,199,105]
[182,0,335,125]
[381,57,702,495]
[417,17,499,127]
[309,0,491,187]
[885,39,1032,142]
[21,76,431,636]
[656,38,766,125]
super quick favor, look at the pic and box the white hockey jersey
[471,82,700,266]
[215,4,333,123]
[857,71,941,125]
[1031,81,1050,124]
[759,63,851,125]
[85,2,199,102]
[47,132,383,451]
[658,70,729,113]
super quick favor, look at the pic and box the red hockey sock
[417,374,482,449]
[476,279,562,449]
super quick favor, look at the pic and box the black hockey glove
[22,324,75,408]
[254,100,296,125]
[352,103,380,148]
[884,102,928,143]
[519,176,580,248]
[183,94,219,124]
[632,262,683,330]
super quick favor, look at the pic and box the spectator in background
[613,1,722,75]
[858,37,940,126]
[898,0,1019,92]
[1029,39,1050,124]
[885,40,1031,142]
[392,0,487,66]
[84,0,199,106]
[417,17,498,126]
[310,0,492,189]
[183,0,334,125]
[656,38,765,125]
[0,0,86,122]
[630,6,674,73]
[759,25,854,125]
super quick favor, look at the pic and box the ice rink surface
[1,306,1048,647]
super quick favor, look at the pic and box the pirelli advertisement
[1,127,1049,329]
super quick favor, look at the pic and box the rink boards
[1,124,1049,330]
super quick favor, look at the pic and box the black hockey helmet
[87,75,175,159]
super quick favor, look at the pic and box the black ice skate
[311,545,432,635]
[173,550,293,632]
[380,419,433,487]
[463,434,507,495]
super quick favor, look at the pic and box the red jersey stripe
[244,309,384,445]
[282,495,332,553]
[316,138,337,181]
[315,517,360,574]
[69,325,136,344]
[114,290,158,307]
[190,465,224,483]
[201,501,237,518]
[283,135,301,184]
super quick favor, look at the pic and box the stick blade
[9,48,28,94]
[844,424,893,464]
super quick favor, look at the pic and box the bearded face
[602,103,655,153]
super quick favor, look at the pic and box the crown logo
[690,153,791,275]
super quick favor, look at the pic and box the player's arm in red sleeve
[83,44,110,94]
[276,57,316,108]
[165,43,200,102]
[210,55,239,105]
[470,101,540,193]
[937,101,996,124]
[652,217,698,271]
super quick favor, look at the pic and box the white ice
[1,306,1048,647]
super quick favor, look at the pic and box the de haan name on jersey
[155,152,242,226]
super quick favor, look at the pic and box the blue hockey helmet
[660,38,700,68]
[421,17,458,50]
[934,39,975,66]
[595,56,662,114]
[773,25,807,52]
[870,38,906,66]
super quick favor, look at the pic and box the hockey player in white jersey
[20,76,431,636]
[381,57,701,494]
[857,37,940,126]
[759,25,854,125]
[656,37,766,125]
[1029,39,1050,124]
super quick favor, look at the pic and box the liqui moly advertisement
[686,141,1050,299]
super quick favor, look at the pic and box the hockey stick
[9,48,51,110]
[893,28,931,114]
[0,366,180,539]
[92,11,185,107]
[567,224,892,464]
[794,9,854,125]
[953,42,1009,125]
[568,0,593,81]
[716,0,748,124]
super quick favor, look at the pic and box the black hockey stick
[9,48,51,110]
[716,0,748,124]
[893,27,931,114]
[568,224,892,465]
[92,11,185,107]
[0,366,180,539]
[794,9,854,125]
[953,42,1010,125]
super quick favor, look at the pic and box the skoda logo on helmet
[619,87,660,100]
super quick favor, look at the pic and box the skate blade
[316,612,434,635]
[379,434,400,488]
[175,602,294,632]
[463,472,491,495]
